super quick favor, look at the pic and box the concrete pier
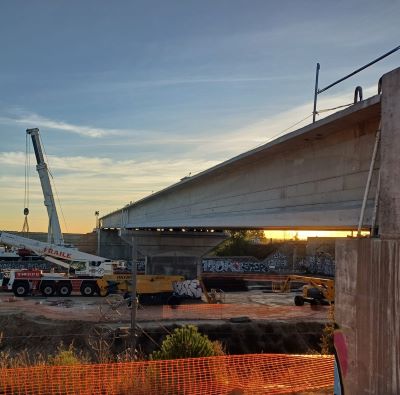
[335,67,400,394]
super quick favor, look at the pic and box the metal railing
[312,45,400,122]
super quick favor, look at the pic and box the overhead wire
[22,134,31,234]
[316,102,353,114]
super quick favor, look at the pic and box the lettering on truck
[43,247,72,260]
[16,271,42,279]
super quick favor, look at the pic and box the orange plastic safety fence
[162,303,328,321]
[0,354,333,395]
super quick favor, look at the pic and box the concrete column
[335,67,400,394]
[335,238,400,394]
[380,66,400,237]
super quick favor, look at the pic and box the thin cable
[221,113,315,159]
[22,134,31,234]
[24,134,28,210]
[317,103,353,114]
[27,137,30,209]
[266,113,314,142]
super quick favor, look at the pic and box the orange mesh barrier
[0,354,333,395]
[162,303,328,321]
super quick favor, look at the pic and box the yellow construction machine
[96,274,185,304]
[276,275,334,306]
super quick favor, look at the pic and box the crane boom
[26,128,64,245]
[0,231,123,277]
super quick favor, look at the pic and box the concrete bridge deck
[101,94,380,230]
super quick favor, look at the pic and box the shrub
[49,343,87,366]
[151,325,223,360]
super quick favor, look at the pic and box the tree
[212,230,274,259]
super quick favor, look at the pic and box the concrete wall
[98,229,131,260]
[336,238,400,394]
[118,230,228,278]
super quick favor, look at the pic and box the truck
[276,275,335,306]
[1,269,102,297]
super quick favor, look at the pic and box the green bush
[151,325,223,360]
[49,343,87,366]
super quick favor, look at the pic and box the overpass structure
[101,94,380,231]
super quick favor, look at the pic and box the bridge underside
[101,95,380,231]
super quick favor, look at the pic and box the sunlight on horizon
[264,230,370,240]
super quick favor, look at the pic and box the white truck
[0,269,102,297]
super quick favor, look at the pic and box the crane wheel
[41,282,56,297]
[80,282,96,296]
[294,295,305,306]
[12,281,29,297]
[58,282,72,297]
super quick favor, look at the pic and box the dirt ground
[0,290,330,323]
[0,290,330,358]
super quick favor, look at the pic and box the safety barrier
[162,303,328,321]
[0,354,334,394]
[98,299,329,323]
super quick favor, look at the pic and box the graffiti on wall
[202,258,269,273]
[298,253,335,276]
[173,280,202,299]
[262,252,288,270]
[202,252,290,273]
[202,252,335,276]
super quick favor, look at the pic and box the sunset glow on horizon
[263,229,370,240]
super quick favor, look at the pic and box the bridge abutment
[335,66,400,394]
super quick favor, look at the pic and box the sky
[0,1,399,234]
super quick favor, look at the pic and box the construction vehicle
[0,269,103,297]
[0,231,125,277]
[198,276,225,304]
[97,274,186,304]
[277,275,334,306]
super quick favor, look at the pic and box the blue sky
[0,1,399,233]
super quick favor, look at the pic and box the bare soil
[0,290,330,359]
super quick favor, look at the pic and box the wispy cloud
[0,110,143,138]
[0,151,219,180]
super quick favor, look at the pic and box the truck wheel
[12,281,29,297]
[294,295,305,306]
[41,282,56,297]
[80,282,96,296]
[58,282,72,297]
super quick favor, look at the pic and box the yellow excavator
[275,275,334,306]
